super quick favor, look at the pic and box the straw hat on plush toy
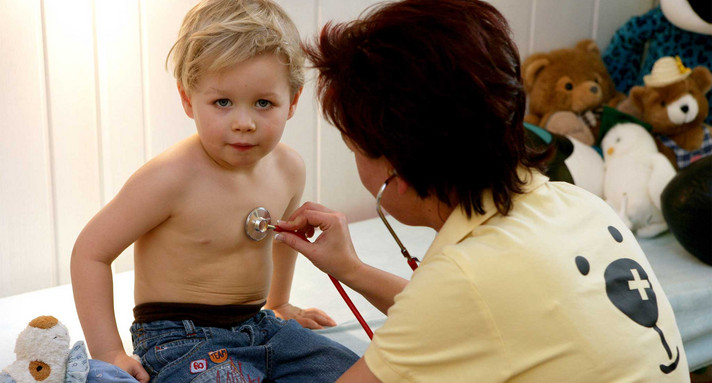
[643,56,692,87]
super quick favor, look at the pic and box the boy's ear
[177,81,194,119]
[287,87,303,119]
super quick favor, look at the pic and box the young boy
[70,0,358,382]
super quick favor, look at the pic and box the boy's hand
[271,303,337,329]
[112,352,150,383]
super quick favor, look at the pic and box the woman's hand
[270,302,337,329]
[278,201,407,315]
[275,202,363,284]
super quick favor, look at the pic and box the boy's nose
[232,112,256,132]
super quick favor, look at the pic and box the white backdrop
[0,0,655,298]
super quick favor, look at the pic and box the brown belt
[133,301,266,329]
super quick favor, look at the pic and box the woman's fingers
[274,230,315,255]
[285,201,333,223]
[279,202,346,237]
[276,201,361,280]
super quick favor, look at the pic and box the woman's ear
[395,173,410,195]
[177,81,194,119]
[287,87,303,119]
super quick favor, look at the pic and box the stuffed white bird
[602,123,676,238]
[0,316,89,383]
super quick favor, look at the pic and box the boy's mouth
[230,143,255,151]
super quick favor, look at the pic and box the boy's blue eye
[215,99,231,107]
[256,99,272,108]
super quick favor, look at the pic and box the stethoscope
[244,173,419,339]
[375,174,420,271]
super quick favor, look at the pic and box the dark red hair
[304,0,547,216]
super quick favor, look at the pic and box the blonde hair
[167,0,305,96]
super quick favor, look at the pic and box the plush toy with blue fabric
[0,316,138,383]
[0,316,88,383]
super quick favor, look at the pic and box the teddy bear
[601,122,676,238]
[522,39,625,146]
[602,0,712,125]
[629,56,712,170]
[0,316,89,383]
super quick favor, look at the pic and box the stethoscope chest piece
[245,206,272,241]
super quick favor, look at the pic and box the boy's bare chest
[168,175,292,249]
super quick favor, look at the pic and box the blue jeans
[130,310,359,383]
[86,360,140,383]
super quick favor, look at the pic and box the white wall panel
[275,0,319,204]
[321,0,383,24]
[0,0,56,296]
[42,0,101,285]
[488,0,535,60]
[140,0,196,159]
[94,0,146,272]
[531,0,596,53]
[318,0,385,223]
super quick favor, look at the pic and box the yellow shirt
[364,171,689,382]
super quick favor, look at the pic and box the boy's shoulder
[267,142,306,194]
[271,142,305,173]
[130,135,203,184]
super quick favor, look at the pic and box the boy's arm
[71,214,147,381]
[264,148,336,329]
[71,160,178,382]
[266,230,336,329]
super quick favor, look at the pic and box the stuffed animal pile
[521,22,710,246]
[0,316,89,383]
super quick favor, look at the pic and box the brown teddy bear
[629,56,712,170]
[523,39,625,145]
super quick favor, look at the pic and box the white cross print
[628,268,651,300]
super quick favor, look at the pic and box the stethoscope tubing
[376,174,419,271]
[273,225,374,339]
[245,173,419,340]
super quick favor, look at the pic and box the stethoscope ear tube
[376,174,419,271]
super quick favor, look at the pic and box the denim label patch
[209,349,228,364]
[190,359,208,374]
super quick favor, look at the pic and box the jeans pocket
[143,335,205,375]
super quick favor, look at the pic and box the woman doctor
[276,0,689,382]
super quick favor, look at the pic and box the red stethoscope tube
[246,171,419,341]
[273,226,374,339]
